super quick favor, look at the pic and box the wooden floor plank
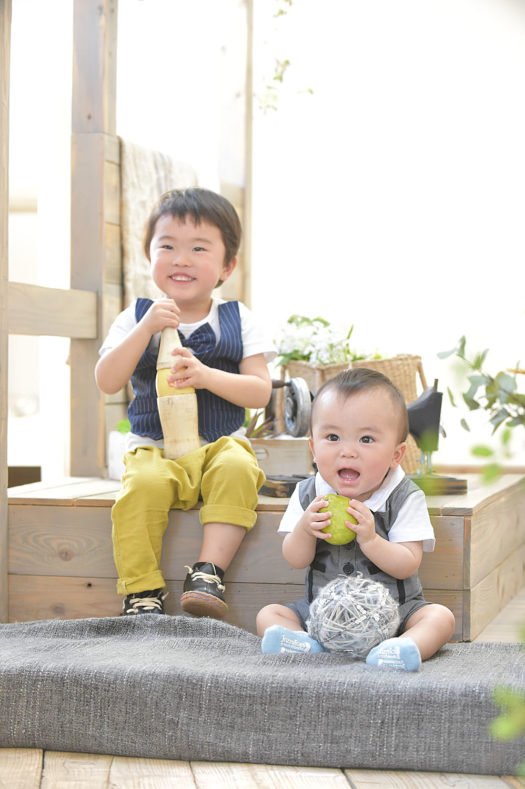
[41,751,113,787]
[474,587,525,643]
[109,756,197,787]
[344,769,517,787]
[191,761,351,787]
[0,748,42,789]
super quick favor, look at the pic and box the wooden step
[7,473,525,639]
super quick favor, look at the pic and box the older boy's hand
[141,299,181,335]
[297,496,333,541]
[167,347,208,389]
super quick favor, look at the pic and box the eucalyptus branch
[439,336,525,434]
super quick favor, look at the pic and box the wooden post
[70,0,120,476]
[0,0,12,622]
[243,0,254,307]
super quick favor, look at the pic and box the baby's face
[309,388,406,501]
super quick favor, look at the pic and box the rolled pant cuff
[200,503,257,530]
[117,570,166,597]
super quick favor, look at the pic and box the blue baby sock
[261,625,326,654]
[366,636,422,672]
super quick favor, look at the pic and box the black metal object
[407,380,467,495]
[271,377,312,437]
[407,385,443,453]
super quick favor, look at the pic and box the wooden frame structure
[1,0,253,622]
[1,0,12,623]
[2,1,523,637]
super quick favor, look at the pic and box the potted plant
[275,314,367,391]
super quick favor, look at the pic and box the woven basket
[351,355,428,474]
[283,360,350,393]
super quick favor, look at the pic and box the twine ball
[306,574,400,658]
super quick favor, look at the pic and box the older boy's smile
[171,272,194,280]
[170,272,196,284]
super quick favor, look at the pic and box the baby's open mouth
[338,468,360,483]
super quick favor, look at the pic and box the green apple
[320,493,357,545]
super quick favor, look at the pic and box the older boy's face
[309,388,406,501]
[149,215,236,317]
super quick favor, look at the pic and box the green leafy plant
[256,0,314,112]
[439,336,524,483]
[244,409,273,439]
[440,337,525,772]
[117,419,131,435]
[490,670,525,777]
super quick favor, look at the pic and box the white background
[8,0,525,477]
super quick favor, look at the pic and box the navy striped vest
[128,299,245,442]
[298,475,424,607]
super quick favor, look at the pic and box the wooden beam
[7,282,97,338]
[70,0,118,476]
[72,0,117,135]
[244,0,254,308]
[0,0,12,622]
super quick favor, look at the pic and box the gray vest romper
[287,475,431,633]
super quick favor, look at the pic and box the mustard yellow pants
[112,436,265,595]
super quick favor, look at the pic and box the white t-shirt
[99,297,277,451]
[278,465,435,552]
[99,297,276,362]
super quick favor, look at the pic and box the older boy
[96,188,275,618]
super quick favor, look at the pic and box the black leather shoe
[121,588,167,615]
[181,562,228,619]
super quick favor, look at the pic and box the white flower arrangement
[276,315,364,367]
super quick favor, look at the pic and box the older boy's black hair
[312,368,409,442]
[143,187,242,266]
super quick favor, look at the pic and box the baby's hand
[297,496,333,541]
[141,299,181,336]
[345,499,377,548]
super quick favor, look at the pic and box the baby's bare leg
[402,603,456,660]
[366,603,455,671]
[256,604,326,654]
[256,604,303,637]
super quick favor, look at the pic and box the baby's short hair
[143,187,242,265]
[312,367,409,442]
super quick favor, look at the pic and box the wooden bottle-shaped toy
[156,327,200,458]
